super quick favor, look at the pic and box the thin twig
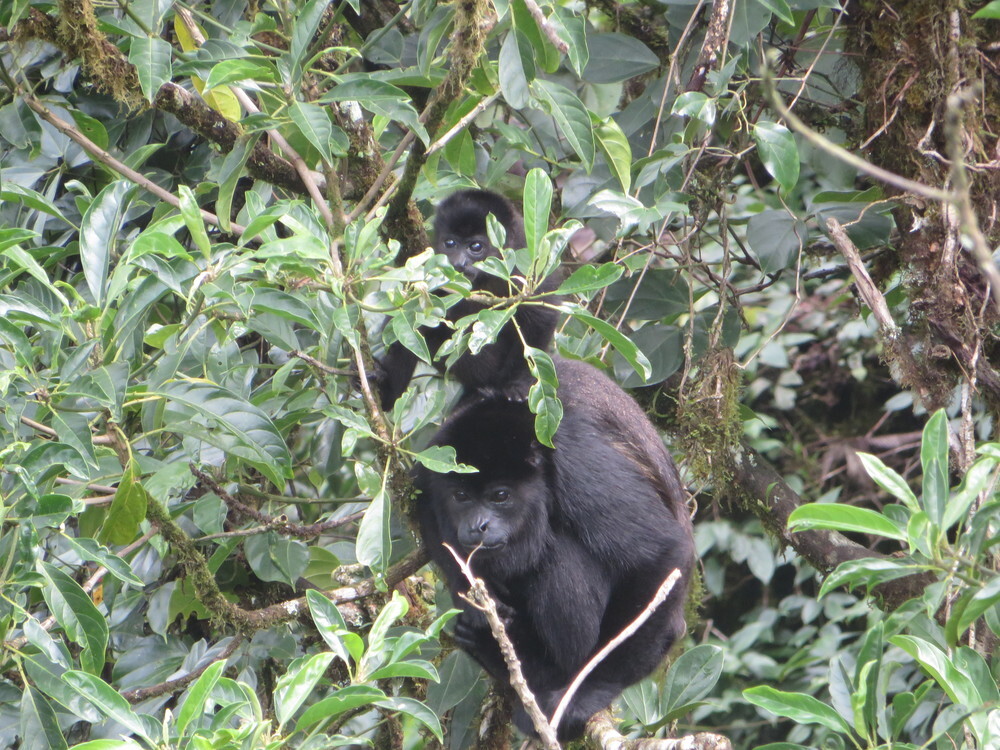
[445,544,560,750]
[550,569,682,732]
[20,93,247,235]
[521,0,568,53]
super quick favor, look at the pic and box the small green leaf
[972,0,1000,18]
[523,168,552,257]
[526,346,562,447]
[920,409,949,527]
[296,686,386,731]
[411,445,478,474]
[753,121,799,194]
[787,504,907,541]
[205,59,278,90]
[568,309,651,379]
[374,697,444,741]
[356,482,391,574]
[594,116,632,193]
[98,460,148,545]
[856,452,919,511]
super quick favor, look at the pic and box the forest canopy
[2,0,1000,747]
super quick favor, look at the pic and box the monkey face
[436,233,496,284]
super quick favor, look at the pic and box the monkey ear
[527,441,545,469]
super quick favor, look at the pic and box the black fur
[377,189,560,407]
[414,356,695,740]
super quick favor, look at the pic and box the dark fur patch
[433,396,542,480]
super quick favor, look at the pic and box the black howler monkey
[414,356,695,740]
[376,189,561,407]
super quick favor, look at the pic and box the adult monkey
[414,356,695,740]
[375,189,561,407]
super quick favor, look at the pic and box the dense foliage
[2,0,1000,747]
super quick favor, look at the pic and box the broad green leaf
[568,308,651,379]
[367,660,440,681]
[289,0,334,74]
[856,452,919,511]
[556,263,623,295]
[943,456,997,529]
[69,110,108,150]
[662,645,724,715]
[582,33,658,83]
[290,100,348,164]
[531,79,595,170]
[80,181,133,307]
[366,590,409,665]
[60,537,144,587]
[746,209,806,273]
[499,29,534,110]
[594,116,632,193]
[276,652,336,729]
[744,686,853,735]
[757,0,794,25]
[98,460,148,545]
[129,36,173,102]
[946,577,1000,647]
[20,687,69,750]
[156,379,292,487]
[175,659,228,736]
[890,635,980,708]
[920,409,949,527]
[39,562,109,675]
[550,8,587,76]
[972,0,1000,18]
[62,671,154,742]
[818,558,927,597]
[1,182,70,223]
[296,686,386,731]
[244,532,309,585]
[523,168,552,258]
[787,504,907,541]
[753,120,799,194]
[374,697,444,741]
[511,0,559,72]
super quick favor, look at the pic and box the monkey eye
[444,239,457,248]
[491,488,510,503]
[468,241,485,255]
[453,490,470,503]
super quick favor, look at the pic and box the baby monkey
[376,189,560,407]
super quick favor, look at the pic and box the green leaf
[296,686,386,731]
[499,29,534,110]
[60,537,144,587]
[411,445,478,474]
[307,589,364,668]
[526,346,562,447]
[946,577,1000,647]
[890,635,981,708]
[156,379,292,487]
[129,36,173,103]
[594,116,632,193]
[80,181,133,307]
[743,686,853,735]
[531,79,595,170]
[523,168,552,257]
[356,482,391,574]
[20,687,69,750]
[753,121,799,194]
[856,452,919,511]
[556,263,623,295]
[943,455,997,529]
[373,697,444,741]
[568,309,651,379]
[746,209,806,273]
[920,409,949,527]
[582,33,659,83]
[818,558,926,597]
[39,562,109,675]
[291,100,347,164]
[972,0,1000,18]
[289,0,334,74]
[661,645,724,715]
[62,671,154,742]
[98,460,149,545]
[244,532,309,585]
[276,652,336,729]
[205,59,278,90]
[69,110,109,150]
[177,185,211,259]
[787,504,907,541]
[175,659,228,736]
